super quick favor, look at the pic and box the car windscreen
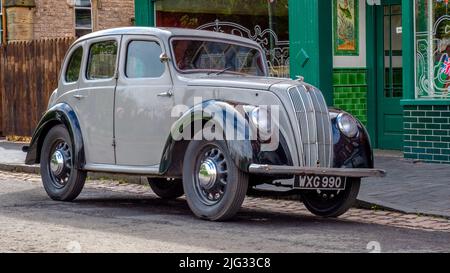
[171,39,266,76]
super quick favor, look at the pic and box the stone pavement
[362,153,450,218]
[0,139,449,219]
[2,170,449,233]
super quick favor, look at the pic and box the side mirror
[160,53,170,63]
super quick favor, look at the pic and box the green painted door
[376,0,404,150]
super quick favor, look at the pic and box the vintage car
[24,27,385,221]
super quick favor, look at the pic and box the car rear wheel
[40,125,86,201]
[182,140,248,221]
[300,178,360,218]
[147,178,184,199]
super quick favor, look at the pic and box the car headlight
[250,107,272,140]
[336,113,359,138]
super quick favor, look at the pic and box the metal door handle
[73,94,87,100]
[157,90,173,97]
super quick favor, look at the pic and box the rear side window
[87,40,118,80]
[126,41,165,78]
[65,46,83,83]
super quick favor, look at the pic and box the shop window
[415,0,450,99]
[75,0,93,37]
[155,0,289,78]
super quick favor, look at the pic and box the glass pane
[155,0,289,77]
[126,41,165,78]
[391,5,402,14]
[391,12,403,97]
[172,39,265,76]
[76,29,91,38]
[415,0,450,99]
[65,47,83,82]
[87,41,118,80]
[76,0,91,7]
[384,14,391,96]
[75,9,92,28]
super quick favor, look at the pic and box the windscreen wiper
[208,67,232,76]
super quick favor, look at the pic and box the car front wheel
[40,125,86,201]
[300,178,361,218]
[182,140,248,221]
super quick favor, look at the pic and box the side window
[126,41,165,78]
[65,46,83,83]
[87,40,118,80]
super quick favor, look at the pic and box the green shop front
[134,0,450,164]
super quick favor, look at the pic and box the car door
[74,35,121,165]
[114,35,175,166]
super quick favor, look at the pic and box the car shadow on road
[0,186,358,229]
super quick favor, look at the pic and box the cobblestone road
[0,171,449,253]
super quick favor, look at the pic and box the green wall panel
[404,105,450,164]
[333,68,368,125]
[289,0,333,105]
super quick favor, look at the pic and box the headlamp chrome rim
[336,113,359,138]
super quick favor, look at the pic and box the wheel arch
[329,107,374,169]
[25,103,85,169]
[159,100,255,176]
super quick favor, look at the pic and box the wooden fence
[0,37,75,137]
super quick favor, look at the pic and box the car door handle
[73,94,87,100]
[157,90,173,97]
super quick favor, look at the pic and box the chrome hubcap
[194,146,228,206]
[48,141,72,188]
[198,159,218,190]
[50,150,65,176]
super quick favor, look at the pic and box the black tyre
[40,125,86,201]
[300,178,361,218]
[147,178,184,199]
[182,140,248,221]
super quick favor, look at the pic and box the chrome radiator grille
[288,85,333,167]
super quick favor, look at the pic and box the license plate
[294,176,347,190]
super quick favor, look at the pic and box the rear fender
[25,103,85,169]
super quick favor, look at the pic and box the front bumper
[248,164,386,178]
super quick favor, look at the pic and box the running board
[83,164,161,176]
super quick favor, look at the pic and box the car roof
[74,27,261,48]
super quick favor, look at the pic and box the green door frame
[288,0,334,105]
[366,0,414,148]
[135,0,155,27]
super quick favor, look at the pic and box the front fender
[329,108,374,169]
[160,100,254,174]
[25,103,85,169]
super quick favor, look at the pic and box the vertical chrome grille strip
[287,87,305,166]
[288,84,333,168]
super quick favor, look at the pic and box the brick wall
[33,0,134,40]
[33,0,74,39]
[404,105,450,164]
[93,0,134,31]
[333,68,368,125]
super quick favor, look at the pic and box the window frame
[124,39,166,79]
[85,38,119,82]
[74,0,93,37]
[64,45,84,84]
